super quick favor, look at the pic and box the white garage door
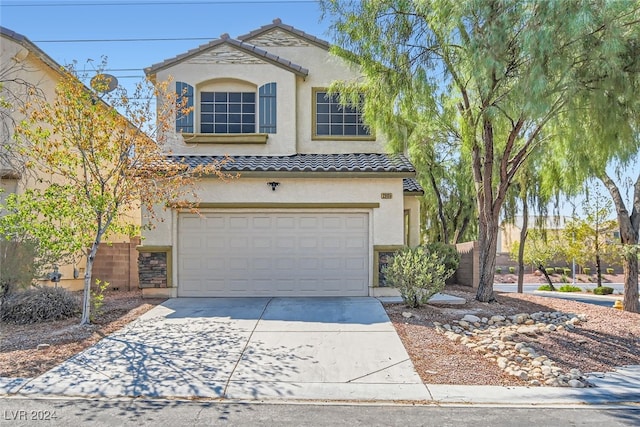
[178,212,369,297]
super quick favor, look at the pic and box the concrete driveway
[15,297,430,401]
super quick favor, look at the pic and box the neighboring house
[139,19,423,298]
[0,26,139,291]
[498,215,573,253]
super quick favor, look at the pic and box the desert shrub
[593,286,614,295]
[563,268,571,275]
[423,242,460,272]
[546,267,555,275]
[0,286,80,324]
[537,284,554,291]
[558,284,582,292]
[606,268,615,274]
[583,267,591,275]
[385,246,455,308]
[496,267,502,274]
[509,266,515,274]
[560,274,569,283]
[90,279,110,321]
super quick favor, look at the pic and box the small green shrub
[560,274,569,283]
[537,284,554,291]
[546,267,555,275]
[558,284,582,292]
[0,286,79,324]
[606,268,615,274]
[583,267,591,275]
[563,268,571,275]
[509,266,515,274]
[90,279,110,322]
[385,246,455,308]
[496,267,502,274]
[593,286,614,295]
[423,242,460,272]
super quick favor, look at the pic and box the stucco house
[0,26,140,291]
[139,19,423,298]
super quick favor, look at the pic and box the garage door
[178,212,369,297]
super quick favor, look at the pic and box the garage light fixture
[267,181,280,191]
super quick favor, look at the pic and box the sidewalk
[2,365,638,405]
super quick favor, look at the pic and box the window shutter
[176,82,194,133]
[259,82,276,133]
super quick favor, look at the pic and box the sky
[0,0,330,92]
[1,0,636,219]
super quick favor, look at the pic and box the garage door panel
[178,212,369,297]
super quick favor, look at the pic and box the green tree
[6,61,228,324]
[322,0,640,303]
[510,228,565,291]
[563,190,620,287]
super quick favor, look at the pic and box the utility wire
[32,37,218,43]
[3,0,317,6]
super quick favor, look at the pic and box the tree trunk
[595,253,603,287]
[80,241,100,325]
[599,172,639,313]
[475,216,499,302]
[517,199,529,293]
[622,247,639,312]
[538,264,556,291]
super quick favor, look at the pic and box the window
[201,91,256,134]
[314,89,370,138]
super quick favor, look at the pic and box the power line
[3,0,316,6]
[33,37,218,43]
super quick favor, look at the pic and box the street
[494,283,626,308]
[0,398,638,427]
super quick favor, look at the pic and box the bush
[423,242,460,272]
[606,268,615,274]
[583,267,591,275]
[496,267,502,274]
[563,268,571,276]
[558,284,582,292]
[0,286,80,324]
[385,246,455,308]
[537,284,554,291]
[545,267,555,275]
[593,286,614,295]
[560,274,569,283]
[509,266,515,274]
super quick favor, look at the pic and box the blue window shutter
[176,82,194,133]
[259,82,276,133]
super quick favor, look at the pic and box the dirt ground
[1,284,638,387]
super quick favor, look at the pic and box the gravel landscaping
[1,284,639,389]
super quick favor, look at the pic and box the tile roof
[1,26,63,75]
[403,178,424,194]
[145,35,308,76]
[238,18,330,50]
[166,153,415,174]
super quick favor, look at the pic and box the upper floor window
[201,91,255,134]
[175,81,276,135]
[313,88,371,139]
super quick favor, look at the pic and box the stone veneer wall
[138,251,168,288]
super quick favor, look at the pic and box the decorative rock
[462,314,481,323]
[402,312,413,319]
[37,344,50,351]
[435,310,588,389]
